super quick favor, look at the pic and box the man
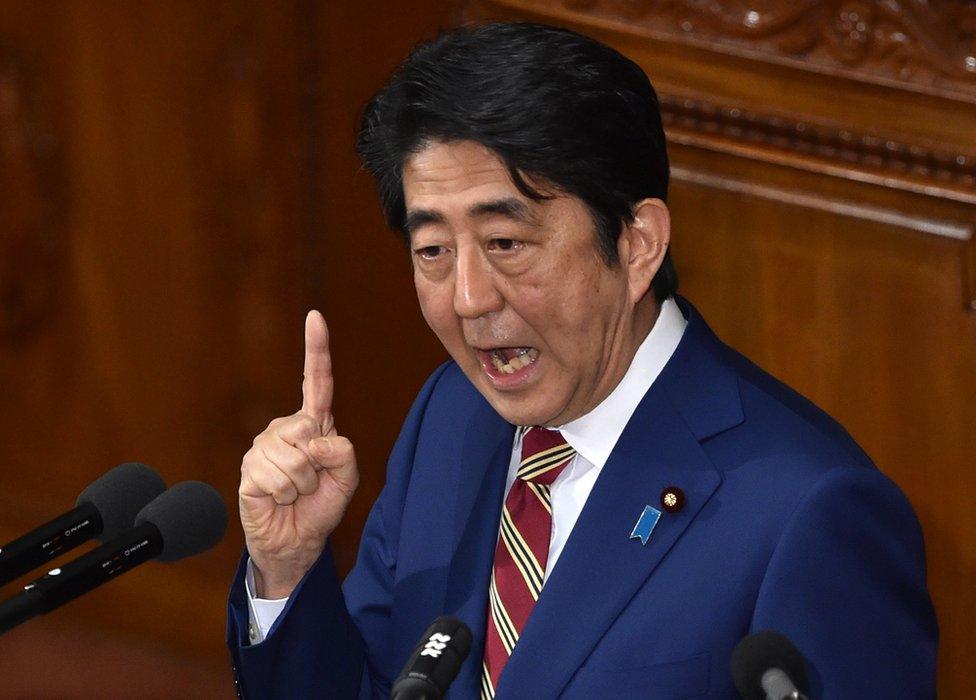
[228,22,937,698]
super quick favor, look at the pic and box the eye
[487,238,523,253]
[413,245,446,260]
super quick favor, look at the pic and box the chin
[482,394,554,428]
[455,353,562,426]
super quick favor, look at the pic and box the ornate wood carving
[552,0,976,99]
[660,93,976,201]
[0,46,65,345]
[671,164,972,240]
[660,93,976,309]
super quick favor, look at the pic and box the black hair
[356,21,677,301]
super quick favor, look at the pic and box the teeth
[487,347,537,375]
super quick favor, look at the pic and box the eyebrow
[403,197,539,237]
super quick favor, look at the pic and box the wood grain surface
[0,1,459,696]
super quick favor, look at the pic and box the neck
[550,296,662,427]
[630,295,662,353]
[609,294,662,390]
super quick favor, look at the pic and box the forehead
[400,140,600,249]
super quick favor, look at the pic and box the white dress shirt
[246,297,687,643]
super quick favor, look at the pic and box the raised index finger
[301,309,333,426]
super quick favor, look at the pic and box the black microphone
[0,481,226,636]
[0,462,166,587]
[732,631,809,700]
[391,617,473,700]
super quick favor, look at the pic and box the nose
[453,246,504,319]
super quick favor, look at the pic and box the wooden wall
[464,1,976,696]
[0,1,459,696]
[2,0,973,696]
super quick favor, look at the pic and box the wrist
[251,562,301,599]
[250,549,322,599]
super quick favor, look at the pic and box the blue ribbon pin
[630,505,662,546]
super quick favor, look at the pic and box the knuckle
[270,473,295,499]
[241,449,259,472]
[283,452,310,475]
[268,415,289,429]
[276,413,319,441]
[252,429,274,447]
[268,467,287,488]
[248,462,280,494]
[257,423,279,443]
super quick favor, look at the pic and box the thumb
[308,436,359,496]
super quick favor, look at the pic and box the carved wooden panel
[660,94,976,195]
[561,0,976,98]
[658,92,976,310]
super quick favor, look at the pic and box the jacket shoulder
[723,346,874,472]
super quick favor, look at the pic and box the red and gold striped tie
[481,426,576,698]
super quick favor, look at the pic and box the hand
[238,310,359,599]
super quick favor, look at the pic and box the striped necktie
[481,426,576,698]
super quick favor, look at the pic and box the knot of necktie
[517,426,576,486]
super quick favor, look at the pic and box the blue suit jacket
[228,299,937,698]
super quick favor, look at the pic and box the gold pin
[660,486,685,514]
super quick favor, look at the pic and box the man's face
[403,140,642,427]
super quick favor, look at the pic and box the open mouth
[486,347,539,373]
[475,346,540,382]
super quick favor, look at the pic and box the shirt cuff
[244,558,289,645]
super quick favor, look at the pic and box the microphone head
[76,462,167,542]
[134,481,227,562]
[392,617,473,700]
[731,631,808,700]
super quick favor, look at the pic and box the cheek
[416,280,461,342]
[523,262,613,331]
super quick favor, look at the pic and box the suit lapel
[493,381,721,696]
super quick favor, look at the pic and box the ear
[617,198,671,304]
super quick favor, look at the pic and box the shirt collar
[555,296,687,469]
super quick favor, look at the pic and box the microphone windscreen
[135,481,227,562]
[392,616,473,699]
[731,631,808,700]
[75,462,167,541]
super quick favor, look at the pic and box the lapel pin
[630,505,662,546]
[660,486,686,514]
